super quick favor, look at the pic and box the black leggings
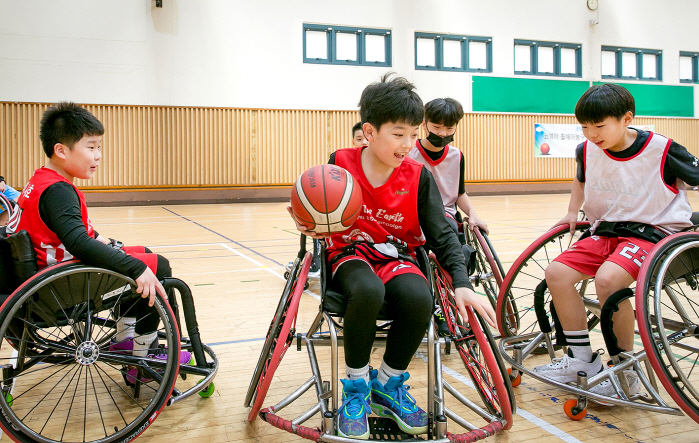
[331,260,433,371]
[119,251,171,335]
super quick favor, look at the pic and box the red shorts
[122,246,158,274]
[331,255,425,284]
[553,235,654,280]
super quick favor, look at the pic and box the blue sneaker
[338,379,371,440]
[369,370,427,435]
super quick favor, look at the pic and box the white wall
[0,0,698,110]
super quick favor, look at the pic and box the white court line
[218,243,320,300]
[415,352,583,443]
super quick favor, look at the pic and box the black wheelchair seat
[322,288,391,320]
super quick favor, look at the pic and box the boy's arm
[556,178,584,234]
[455,193,488,234]
[664,142,699,187]
[39,183,148,280]
[418,168,496,326]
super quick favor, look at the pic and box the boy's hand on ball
[454,287,497,328]
[287,206,330,239]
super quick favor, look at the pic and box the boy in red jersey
[6,102,190,378]
[290,74,495,439]
[409,98,487,236]
[533,84,699,401]
[351,122,367,148]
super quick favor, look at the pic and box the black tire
[637,232,699,423]
[431,258,514,429]
[0,262,180,443]
[244,252,311,419]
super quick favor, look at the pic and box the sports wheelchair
[245,235,515,442]
[496,219,699,422]
[0,227,218,443]
[0,193,16,226]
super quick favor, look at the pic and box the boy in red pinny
[7,102,191,381]
[290,75,496,439]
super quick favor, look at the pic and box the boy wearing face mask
[409,98,488,238]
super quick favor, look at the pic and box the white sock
[377,360,404,387]
[116,317,136,343]
[564,329,593,362]
[133,332,158,358]
[345,364,370,385]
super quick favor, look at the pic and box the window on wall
[414,33,492,72]
[514,40,582,77]
[680,52,699,83]
[303,24,391,67]
[600,46,662,81]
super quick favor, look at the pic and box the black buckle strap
[590,221,667,244]
[329,238,418,268]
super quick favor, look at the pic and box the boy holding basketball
[408,98,487,235]
[534,84,699,399]
[290,74,495,438]
[6,102,191,377]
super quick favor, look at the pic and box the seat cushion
[322,288,391,320]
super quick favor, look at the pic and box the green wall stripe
[472,76,589,114]
[472,76,695,118]
[594,82,694,118]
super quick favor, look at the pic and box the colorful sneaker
[338,379,371,440]
[588,370,641,406]
[369,370,427,435]
[532,351,603,384]
[109,338,193,384]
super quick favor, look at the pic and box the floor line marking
[415,352,583,443]
[161,207,284,267]
[219,243,320,301]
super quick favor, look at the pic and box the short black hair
[39,102,104,158]
[424,98,463,127]
[574,84,635,124]
[352,122,363,135]
[358,73,423,130]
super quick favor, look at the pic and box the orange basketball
[290,165,363,234]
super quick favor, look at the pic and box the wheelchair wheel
[431,258,514,430]
[496,222,599,339]
[0,262,180,443]
[0,193,15,221]
[467,228,505,312]
[244,251,312,422]
[637,232,699,423]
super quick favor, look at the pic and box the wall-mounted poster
[534,123,655,158]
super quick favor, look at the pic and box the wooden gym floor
[19,192,698,443]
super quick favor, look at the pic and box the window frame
[679,51,699,84]
[513,39,582,78]
[303,23,392,67]
[414,32,492,73]
[600,46,662,81]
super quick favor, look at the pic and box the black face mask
[426,131,454,148]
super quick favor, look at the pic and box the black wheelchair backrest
[0,229,38,295]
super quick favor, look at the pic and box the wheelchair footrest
[368,417,425,441]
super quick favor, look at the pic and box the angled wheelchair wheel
[244,251,312,422]
[467,228,505,313]
[0,193,15,221]
[0,262,180,443]
[637,232,699,423]
[496,222,599,340]
[431,258,514,430]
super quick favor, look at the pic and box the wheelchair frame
[0,229,219,443]
[245,236,514,442]
[496,222,699,421]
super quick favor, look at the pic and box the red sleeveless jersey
[7,167,95,269]
[327,147,424,261]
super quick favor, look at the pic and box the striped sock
[564,329,593,362]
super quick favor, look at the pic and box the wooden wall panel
[1,102,698,191]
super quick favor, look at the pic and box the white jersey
[582,132,692,234]
[409,141,462,217]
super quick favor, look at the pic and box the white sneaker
[308,269,321,279]
[588,370,640,405]
[532,352,603,383]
